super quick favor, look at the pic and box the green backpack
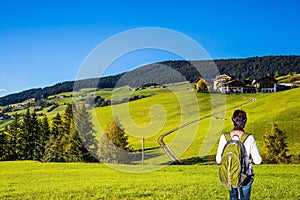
[218,132,251,190]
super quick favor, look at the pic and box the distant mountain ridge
[1,55,300,106]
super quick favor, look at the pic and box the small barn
[221,79,245,94]
[253,76,277,93]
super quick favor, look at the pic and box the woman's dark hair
[232,110,247,131]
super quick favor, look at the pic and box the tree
[64,118,83,162]
[99,119,130,163]
[43,113,64,162]
[43,135,57,162]
[30,111,41,160]
[38,115,51,160]
[3,113,23,160]
[51,113,64,139]
[18,109,41,160]
[105,119,129,149]
[196,79,208,93]
[43,104,98,162]
[61,104,83,162]
[272,123,289,163]
[74,104,98,162]
[263,123,289,164]
[0,130,5,160]
[20,109,33,159]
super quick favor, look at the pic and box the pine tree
[60,104,72,162]
[74,104,98,162]
[20,109,33,159]
[43,135,57,162]
[66,117,83,162]
[43,113,64,162]
[19,110,41,160]
[38,115,51,160]
[63,104,73,133]
[0,130,5,160]
[263,123,289,164]
[4,113,23,160]
[51,113,63,138]
[31,111,40,160]
[61,104,83,162]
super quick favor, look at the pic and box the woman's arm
[216,134,226,164]
[250,136,262,164]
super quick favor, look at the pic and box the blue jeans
[229,178,254,200]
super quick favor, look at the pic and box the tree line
[0,104,98,162]
[0,74,124,106]
[1,56,299,106]
[0,104,298,164]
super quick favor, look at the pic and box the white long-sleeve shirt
[216,133,262,165]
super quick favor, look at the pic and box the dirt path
[157,97,256,163]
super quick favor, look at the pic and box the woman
[216,110,262,200]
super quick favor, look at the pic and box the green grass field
[92,87,300,162]
[1,86,300,199]
[1,86,299,162]
[0,161,299,199]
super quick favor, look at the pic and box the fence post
[142,137,144,166]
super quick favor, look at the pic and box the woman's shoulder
[244,133,257,143]
[245,132,254,137]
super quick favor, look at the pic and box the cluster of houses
[195,74,279,94]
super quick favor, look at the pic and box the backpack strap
[240,132,251,143]
[224,132,231,141]
[223,132,251,143]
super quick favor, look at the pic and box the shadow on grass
[134,146,160,152]
[181,155,216,165]
[164,155,217,165]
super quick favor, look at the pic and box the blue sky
[0,0,299,97]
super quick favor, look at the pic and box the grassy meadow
[0,161,299,199]
[1,85,299,162]
[92,86,300,162]
[0,85,300,199]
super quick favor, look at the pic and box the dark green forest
[0,104,98,162]
[1,56,299,106]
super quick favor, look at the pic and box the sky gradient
[0,0,299,97]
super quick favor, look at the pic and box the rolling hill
[92,86,300,163]
[0,81,299,164]
[0,55,300,164]
[1,55,300,106]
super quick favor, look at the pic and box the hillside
[1,55,300,106]
[92,87,300,164]
[0,83,299,164]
